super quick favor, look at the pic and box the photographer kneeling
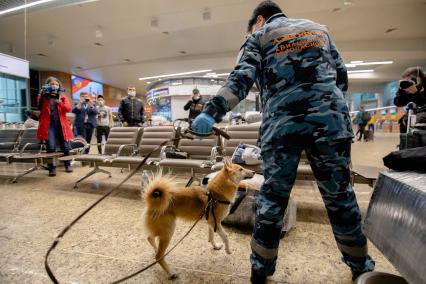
[37,77,74,176]
[394,67,426,146]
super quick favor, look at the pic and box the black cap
[97,94,104,99]
[193,88,200,94]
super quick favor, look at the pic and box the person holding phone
[72,92,98,153]
[37,77,74,176]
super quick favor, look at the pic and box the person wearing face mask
[95,95,113,153]
[72,92,98,153]
[37,77,74,176]
[192,1,375,282]
[118,86,144,127]
[183,88,205,121]
[394,67,426,130]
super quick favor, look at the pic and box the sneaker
[48,168,56,177]
[251,269,267,284]
[65,166,73,173]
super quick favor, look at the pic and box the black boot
[251,269,267,284]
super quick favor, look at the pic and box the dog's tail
[143,173,176,218]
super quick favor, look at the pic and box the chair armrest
[20,142,45,155]
[116,144,137,157]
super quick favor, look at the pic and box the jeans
[47,120,70,170]
[96,126,110,154]
[76,123,95,154]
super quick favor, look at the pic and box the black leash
[45,138,177,283]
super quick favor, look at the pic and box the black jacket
[184,98,205,120]
[118,97,144,124]
[394,88,426,125]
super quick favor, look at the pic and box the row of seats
[0,125,378,188]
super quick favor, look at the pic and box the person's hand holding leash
[192,113,215,134]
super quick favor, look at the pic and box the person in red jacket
[37,77,74,176]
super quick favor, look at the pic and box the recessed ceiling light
[94,42,103,46]
[36,53,47,57]
[147,81,151,84]
[95,26,103,38]
[76,66,83,70]
[351,60,363,64]
[162,31,169,35]
[385,28,397,33]
[347,70,374,74]
[172,82,183,85]
[356,61,393,66]
[343,0,354,6]
[0,0,57,16]
[124,58,131,62]
[332,8,341,12]
[179,51,187,55]
[139,69,212,80]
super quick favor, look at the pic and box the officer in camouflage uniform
[192,1,375,283]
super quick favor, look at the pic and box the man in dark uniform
[192,1,375,283]
[184,88,205,121]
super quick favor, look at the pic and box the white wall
[171,95,191,121]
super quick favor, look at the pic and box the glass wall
[0,73,28,122]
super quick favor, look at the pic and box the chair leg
[186,176,195,187]
[12,165,40,183]
[73,165,111,189]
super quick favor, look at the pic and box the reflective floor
[0,133,400,283]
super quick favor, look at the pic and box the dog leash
[44,138,178,283]
[45,126,229,283]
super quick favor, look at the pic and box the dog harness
[205,191,231,232]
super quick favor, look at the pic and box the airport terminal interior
[0,1,425,283]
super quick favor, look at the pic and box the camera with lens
[399,79,416,90]
[42,84,64,99]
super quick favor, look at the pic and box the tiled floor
[0,132,400,283]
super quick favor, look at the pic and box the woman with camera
[394,67,426,147]
[394,67,426,126]
[37,77,74,176]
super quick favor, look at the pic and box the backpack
[362,111,372,123]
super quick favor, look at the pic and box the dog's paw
[168,273,178,280]
[213,244,223,250]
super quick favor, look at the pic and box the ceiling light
[0,0,58,16]
[345,64,357,68]
[139,69,212,81]
[351,60,363,64]
[206,72,216,76]
[356,61,393,66]
[94,42,103,46]
[347,70,374,74]
[147,81,151,84]
[343,0,354,6]
[95,26,103,38]
[172,82,182,85]
[210,79,215,82]
[216,73,230,76]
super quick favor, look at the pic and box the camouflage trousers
[250,139,375,276]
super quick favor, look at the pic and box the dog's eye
[239,168,243,171]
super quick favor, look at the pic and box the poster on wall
[71,75,103,101]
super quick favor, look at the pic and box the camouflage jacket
[203,13,354,150]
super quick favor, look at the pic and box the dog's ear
[223,157,231,170]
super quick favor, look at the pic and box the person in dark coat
[184,88,205,121]
[72,92,98,153]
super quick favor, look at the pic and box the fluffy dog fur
[143,159,255,279]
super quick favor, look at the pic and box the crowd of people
[31,77,146,176]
